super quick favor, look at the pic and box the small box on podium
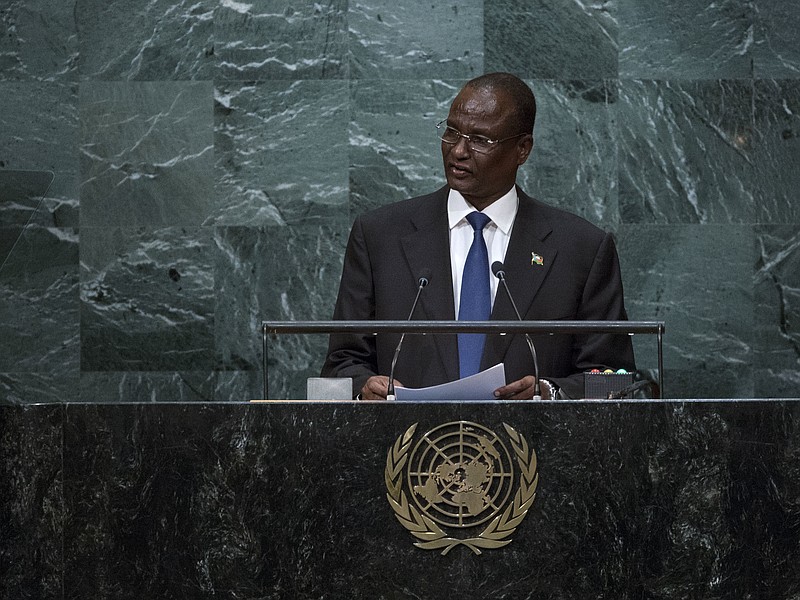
[584,370,633,399]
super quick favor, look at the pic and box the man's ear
[517,133,534,165]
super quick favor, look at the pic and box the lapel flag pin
[531,252,544,266]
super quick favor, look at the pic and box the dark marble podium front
[2,400,800,599]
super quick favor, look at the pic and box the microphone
[386,269,432,400]
[492,261,542,400]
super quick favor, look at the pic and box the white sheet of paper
[394,363,506,401]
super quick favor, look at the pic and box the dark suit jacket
[321,186,635,398]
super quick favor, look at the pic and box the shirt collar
[447,186,518,234]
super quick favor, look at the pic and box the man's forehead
[449,87,506,121]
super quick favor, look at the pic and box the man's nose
[451,134,471,156]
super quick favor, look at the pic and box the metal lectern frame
[260,320,665,400]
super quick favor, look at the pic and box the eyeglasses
[436,120,528,154]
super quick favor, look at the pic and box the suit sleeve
[549,231,636,398]
[320,216,379,395]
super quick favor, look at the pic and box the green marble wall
[1,1,798,401]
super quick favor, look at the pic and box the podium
[3,399,800,598]
[261,319,666,399]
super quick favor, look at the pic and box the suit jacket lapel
[399,189,460,382]
[483,190,558,369]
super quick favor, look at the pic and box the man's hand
[360,375,404,400]
[493,376,552,400]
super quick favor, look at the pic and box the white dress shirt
[448,187,518,317]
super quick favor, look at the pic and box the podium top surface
[5,397,800,407]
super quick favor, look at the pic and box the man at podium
[322,72,635,400]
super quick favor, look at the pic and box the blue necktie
[458,211,492,378]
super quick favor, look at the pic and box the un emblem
[385,421,538,555]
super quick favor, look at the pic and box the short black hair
[464,72,537,135]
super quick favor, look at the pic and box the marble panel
[0,170,55,233]
[62,403,216,598]
[215,0,347,80]
[755,226,800,397]
[79,81,214,227]
[348,0,482,79]
[75,0,214,80]
[0,0,78,81]
[213,369,263,402]
[54,401,800,598]
[80,226,215,371]
[617,224,754,399]
[214,224,347,400]
[79,371,217,403]
[751,79,800,223]
[349,79,452,217]
[0,404,63,598]
[213,80,348,226]
[0,226,79,380]
[77,371,265,403]
[618,0,755,79]
[752,0,800,78]
[619,80,756,224]
[520,80,619,225]
[0,372,79,404]
[486,0,617,79]
[0,81,79,227]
